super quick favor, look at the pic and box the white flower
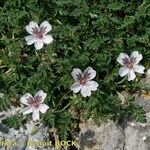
[117,51,145,81]
[70,67,99,97]
[20,90,49,121]
[25,21,53,50]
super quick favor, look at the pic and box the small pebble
[147,69,150,75]
[142,136,147,141]
[130,122,136,127]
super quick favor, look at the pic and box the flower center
[76,72,91,85]
[126,63,133,68]
[31,100,40,108]
[123,57,136,69]
[80,78,87,85]
[27,96,41,109]
[32,26,46,39]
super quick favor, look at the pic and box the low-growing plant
[0,0,150,139]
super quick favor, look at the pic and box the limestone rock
[79,119,124,150]
[79,119,150,150]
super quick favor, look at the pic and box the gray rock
[134,93,150,113]
[124,123,150,150]
[79,119,150,150]
[79,120,124,150]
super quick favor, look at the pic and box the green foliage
[0,95,11,111]
[55,112,73,140]
[126,104,146,123]
[0,0,150,139]
[2,114,24,129]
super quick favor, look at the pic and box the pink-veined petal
[34,90,47,103]
[133,65,145,74]
[43,35,53,44]
[34,41,44,50]
[86,81,99,91]
[71,68,83,81]
[81,86,91,97]
[117,53,130,65]
[32,110,40,121]
[25,21,39,34]
[70,82,82,93]
[130,51,143,64]
[84,67,96,80]
[119,67,129,77]
[128,69,136,81]
[40,21,52,34]
[39,104,49,114]
[25,35,36,45]
[23,107,33,115]
[20,93,33,105]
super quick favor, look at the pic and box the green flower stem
[54,103,71,113]
[53,91,72,112]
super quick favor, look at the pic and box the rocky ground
[79,119,150,150]
[0,73,150,150]
[79,72,150,150]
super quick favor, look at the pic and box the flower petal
[70,82,82,93]
[40,21,52,34]
[81,86,91,97]
[130,51,143,64]
[133,65,145,74]
[25,21,39,34]
[71,68,83,81]
[25,35,36,45]
[34,90,47,103]
[84,67,96,80]
[117,53,130,65]
[128,69,136,81]
[34,41,44,50]
[39,104,49,114]
[43,35,53,44]
[23,107,33,115]
[86,81,99,91]
[32,110,40,121]
[119,67,129,77]
[20,93,33,105]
